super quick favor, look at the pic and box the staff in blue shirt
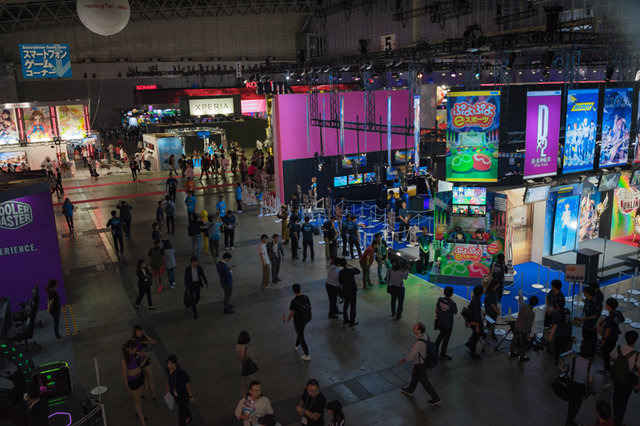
[216,195,227,218]
[235,183,243,213]
[106,210,124,256]
[301,216,316,261]
[184,191,197,221]
[417,226,432,274]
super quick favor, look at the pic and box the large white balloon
[77,0,131,36]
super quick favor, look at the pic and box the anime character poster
[524,90,561,179]
[635,90,640,164]
[0,108,19,145]
[610,173,640,240]
[0,151,27,171]
[579,177,605,242]
[23,107,52,143]
[599,87,633,167]
[552,194,580,255]
[446,91,500,182]
[56,105,86,140]
[562,89,599,174]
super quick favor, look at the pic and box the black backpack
[188,221,200,237]
[418,336,438,369]
[295,296,312,323]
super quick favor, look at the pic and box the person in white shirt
[234,381,273,426]
[399,322,441,405]
[259,234,271,289]
[609,330,640,426]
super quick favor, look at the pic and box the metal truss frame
[0,0,314,34]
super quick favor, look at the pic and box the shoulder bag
[241,347,258,376]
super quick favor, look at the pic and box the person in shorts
[147,239,166,293]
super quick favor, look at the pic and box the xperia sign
[188,98,234,116]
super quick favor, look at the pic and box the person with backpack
[146,239,166,293]
[609,330,640,426]
[165,172,178,202]
[61,198,75,232]
[509,295,538,362]
[600,297,625,371]
[188,217,204,257]
[106,210,125,257]
[399,322,441,406]
[164,195,176,234]
[283,283,312,361]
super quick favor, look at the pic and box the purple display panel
[0,189,66,311]
[524,90,561,179]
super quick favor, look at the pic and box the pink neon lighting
[48,411,72,425]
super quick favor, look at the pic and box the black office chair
[12,286,41,329]
[9,316,41,352]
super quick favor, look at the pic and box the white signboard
[565,264,586,283]
[381,34,396,51]
[188,98,234,116]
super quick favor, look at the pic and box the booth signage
[563,89,599,174]
[565,264,586,283]
[452,245,483,263]
[616,187,640,215]
[599,87,633,168]
[487,242,501,255]
[19,44,71,79]
[136,84,157,90]
[524,91,561,179]
[188,98,234,116]
[381,34,396,51]
[0,201,33,230]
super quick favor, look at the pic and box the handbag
[241,347,258,376]
[434,317,441,331]
[163,392,175,410]
[551,358,575,401]
[183,291,191,308]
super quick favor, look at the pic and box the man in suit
[184,256,208,319]
[216,252,235,314]
[267,234,284,284]
[338,257,361,327]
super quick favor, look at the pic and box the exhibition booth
[141,133,184,172]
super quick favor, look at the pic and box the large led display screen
[446,91,500,182]
[56,105,86,140]
[563,89,599,174]
[0,108,19,145]
[23,106,53,143]
[599,87,633,168]
[524,90,561,179]
[552,195,580,255]
[0,151,28,172]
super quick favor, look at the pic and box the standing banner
[339,95,345,156]
[387,94,392,166]
[599,87,633,168]
[524,90,561,179]
[0,108,19,145]
[563,89,599,174]
[446,91,500,182]
[635,89,640,163]
[413,94,420,172]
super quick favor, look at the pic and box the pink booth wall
[273,90,412,201]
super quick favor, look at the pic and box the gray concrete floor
[46,166,640,426]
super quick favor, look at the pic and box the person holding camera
[509,295,538,361]
[387,261,409,320]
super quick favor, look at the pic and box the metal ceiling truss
[0,0,314,34]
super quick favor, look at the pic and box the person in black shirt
[301,216,315,262]
[347,215,362,259]
[295,379,326,426]
[26,383,49,426]
[116,200,133,238]
[484,281,500,339]
[489,253,506,301]
[464,285,484,360]
[322,216,338,260]
[288,209,301,260]
[435,286,458,360]
[284,283,312,361]
[183,256,208,319]
[589,281,604,310]
[549,303,572,364]
[599,297,624,370]
[544,279,565,328]
[106,210,125,256]
[46,279,64,342]
[576,287,599,358]
[397,201,410,243]
[165,173,178,202]
[338,257,361,327]
[166,354,193,426]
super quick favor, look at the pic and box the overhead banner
[23,106,53,143]
[446,91,500,182]
[563,89,599,174]
[599,87,633,168]
[413,94,420,172]
[524,90,561,179]
[19,44,71,79]
[56,105,86,140]
[635,90,640,163]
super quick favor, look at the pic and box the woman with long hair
[121,340,148,425]
[132,325,157,400]
[236,330,257,396]
[61,198,74,232]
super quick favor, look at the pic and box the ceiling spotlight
[450,69,457,77]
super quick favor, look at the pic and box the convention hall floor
[44,166,639,426]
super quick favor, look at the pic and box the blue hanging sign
[19,44,72,79]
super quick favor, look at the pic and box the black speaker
[575,248,600,284]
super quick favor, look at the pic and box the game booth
[429,186,507,285]
[141,133,184,172]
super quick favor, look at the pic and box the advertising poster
[552,195,580,255]
[524,91,561,179]
[610,173,640,240]
[0,108,19,145]
[23,106,53,143]
[0,151,28,171]
[599,87,633,168]
[446,91,500,182]
[0,188,66,310]
[635,90,640,163]
[157,137,183,171]
[56,105,86,140]
[579,177,607,242]
[563,89,599,174]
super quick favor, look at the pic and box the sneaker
[300,354,311,361]
[258,214,264,217]
[509,352,518,359]
[230,247,234,250]
[519,355,530,362]
[428,399,441,406]
[264,285,273,289]
[401,388,414,397]
[149,306,156,310]
[224,247,229,250]
[349,322,359,327]
[294,344,300,351]
[237,210,244,213]
[170,283,176,289]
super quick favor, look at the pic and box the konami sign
[188,98,234,116]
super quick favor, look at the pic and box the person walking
[121,340,148,426]
[132,325,157,401]
[399,322,441,406]
[301,216,315,262]
[199,155,210,180]
[134,260,155,310]
[234,381,274,426]
[295,379,326,426]
[235,331,257,396]
[509,296,538,362]
[61,198,75,233]
[207,214,222,260]
[387,260,408,319]
[166,172,178,203]
[146,239,165,293]
[284,283,312,361]
[46,279,64,342]
[163,240,177,289]
[338,258,360,327]
[235,182,244,213]
[184,256,208,319]
[359,240,378,289]
[435,286,457,360]
[106,210,125,257]
[257,234,272,289]
[464,285,484,360]
[325,258,341,319]
[117,201,133,238]
[130,158,138,181]
[266,234,284,284]
[164,195,176,234]
[216,252,235,314]
[609,330,640,426]
[166,354,193,426]
[223,210,237,250]
[188,217,204,257]
[184,191,197,222]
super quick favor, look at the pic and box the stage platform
[542,238,638,281]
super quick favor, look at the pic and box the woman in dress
[121,340,149,425]
[132,325,157,401]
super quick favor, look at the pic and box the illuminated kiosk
[430,187,507,286]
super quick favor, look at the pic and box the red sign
[136,84,157,90]
[450,101,496,129]
[245,81,257,89]
[487,242,501,255]
[452,245,482,263]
